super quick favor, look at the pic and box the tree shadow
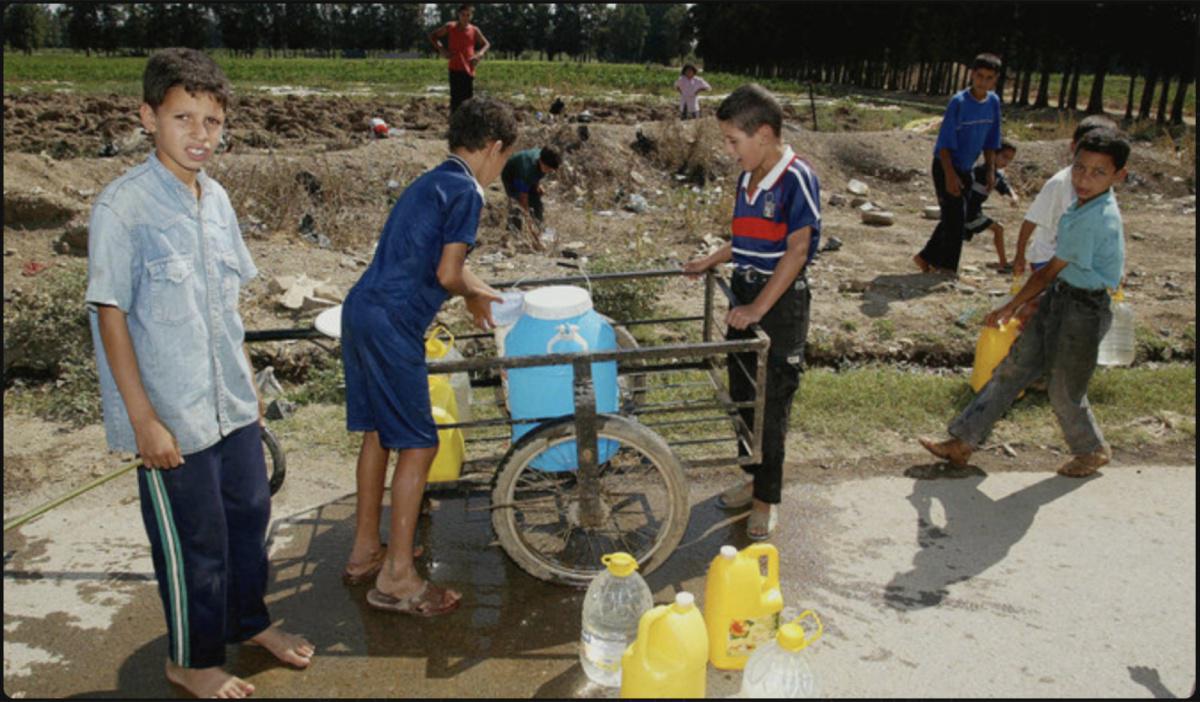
[884,463,1097,611]
[859,272,950,318]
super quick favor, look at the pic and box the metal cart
[245,269,769,587]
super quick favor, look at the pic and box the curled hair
[539,146,561,169]
[716,83,783,138]
[681,64,697,76]
[447,97,518,151]
[1073,114,1118,144]
[1075,128,1132,170]
[143,47,231,110]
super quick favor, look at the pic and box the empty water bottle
[1097,287,1135,367]
[739,609,823,698]
[580,552,654,687]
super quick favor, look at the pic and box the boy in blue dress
[920,129,1131,478]
[914,53,1003,275]
[86,48,313,698]
[340,97,511,616]
[683,84,821,540]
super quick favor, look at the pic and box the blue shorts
[1030,260,1048,272]
[341,295,437,450]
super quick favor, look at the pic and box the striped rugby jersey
[730,145,821,275]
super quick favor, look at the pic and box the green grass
[794,364,1196,450]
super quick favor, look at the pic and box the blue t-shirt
[933,89,1002,173]
[348,156,484,333]
[730,146,821,274]
[1054,189,1124,290]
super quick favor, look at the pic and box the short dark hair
[716,83,783,138]
[539,146,561,169]
[1072,114,1119,144]
[999,139,1017,153]
[1075,128,1132,170]
[143,47,231,110]
[447,97,518,151]
[972,53,1002,72]
[681,64,697,76]
[458,3,474,12]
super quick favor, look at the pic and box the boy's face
[718,120,776,173]
[458,7,473,24]
[538,160,556,176]
[1070,149,1126,204]
[970,67,998,95]
[140,85,225,185]
[684,67,696,79]
[995,148,1016,169]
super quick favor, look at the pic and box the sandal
[918,437,972,468]
[366,581,461,617]
[1057,449,1110,478]
[717,481,754,510]
[747,504,778,541]
[342,544,426,586]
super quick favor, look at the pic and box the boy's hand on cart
[466,289,502,330]
[727,304,764,330]
[681,257,711,280]
[133,416,184,469]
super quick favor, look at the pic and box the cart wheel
[491,415,689,586]
[261,424,287,496]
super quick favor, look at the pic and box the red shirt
[447,22,477,76]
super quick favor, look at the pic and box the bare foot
[247,626,314,668]
[165,660,255,698]
[912,254,931,273]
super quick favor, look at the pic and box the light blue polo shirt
[1054,188,1124,291]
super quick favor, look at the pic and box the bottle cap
[672,592,695,611]
[720,545,738,559]
[777,622,811,651]
[601,552,638,577]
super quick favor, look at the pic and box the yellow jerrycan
[619,592,709,699]
[425,325,472,423]
[704,543,784,670]
[968,276,1023,393]
[425,329,465,483]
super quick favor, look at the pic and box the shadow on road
[884,463,1097,611]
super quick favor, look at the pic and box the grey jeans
[950,280,1112,455]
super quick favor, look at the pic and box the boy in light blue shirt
[920,129,1131,478]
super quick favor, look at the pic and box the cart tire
[491,415,689,587]
[262,425,287,496]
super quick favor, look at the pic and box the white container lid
[720,545,738,559]
[314,304,342,339]
[491,291,525,327]
[522,285,593,320]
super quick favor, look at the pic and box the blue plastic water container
[505,285,619,471]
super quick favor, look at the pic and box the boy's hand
[133,417,184,470]
[984,303,1015,329]
[945,173,963,198]
[1012,254,1027,277]
[465,289,502,331]
[681,257,711,280]
[727,304,764,330]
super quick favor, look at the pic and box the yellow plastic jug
[426,405,465,483]
[968,319,1021,392]
[704,543,784,670]
[426,325,472,423]
[619,592,708,699]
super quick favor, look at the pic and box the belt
[733,267,807,290]
[1051,279,1109,300]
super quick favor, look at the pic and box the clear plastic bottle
[739,610,823,698]
[580,552,654,687]
[1097,287,1135,367]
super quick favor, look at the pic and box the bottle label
[726,611,780,657]
[580,628,627,673]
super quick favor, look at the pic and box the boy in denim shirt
[86,48,312,697]
[920,129,1130,478]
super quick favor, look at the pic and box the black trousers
[449,69,474,114]
[918,157,971,272]
[726,270,811,504]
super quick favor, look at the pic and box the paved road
[4,458,1195,698]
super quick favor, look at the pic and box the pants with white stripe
[137,421,272,668]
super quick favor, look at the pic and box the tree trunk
[1156,73,1172,123]
[1034,62,1051,108]
[1125,73,1138,120]
[1138,69,1158,120]
[1067,62,1081,111]
[1085,57,1108,114]
[1170,73,1192,124]
[1018,68,1032,105]
[1058,65,1071,110]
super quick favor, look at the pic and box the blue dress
[341,156,484,449]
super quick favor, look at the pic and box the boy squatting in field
[339,97,512,616]
[684,84,822,541]
[962,139,1020,273]
[85,48,312,699]
[921,128,1131,478]
[501,145,561,250]
[914,53,1003,275]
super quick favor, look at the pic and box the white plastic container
[1097,288,1135,367]
[580,552,654,687]
[739,610,823,698]
[490,290,526,357]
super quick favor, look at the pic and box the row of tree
[5,3,1195,123]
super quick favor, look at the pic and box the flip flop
[717,481,754,510]
[341,544,428,586]
[366,581,461,617]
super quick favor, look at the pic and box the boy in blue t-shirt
[87,48,312,698]
[921,129,1131,478]
[683,84,821,540]
[914,53,1003,275]
[963,140,1020,272]
[340,97,511,616]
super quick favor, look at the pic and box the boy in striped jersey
[683,84,821,540]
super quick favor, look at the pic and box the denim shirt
[85,152,259,455]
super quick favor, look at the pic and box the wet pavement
[4,457,1195,698]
